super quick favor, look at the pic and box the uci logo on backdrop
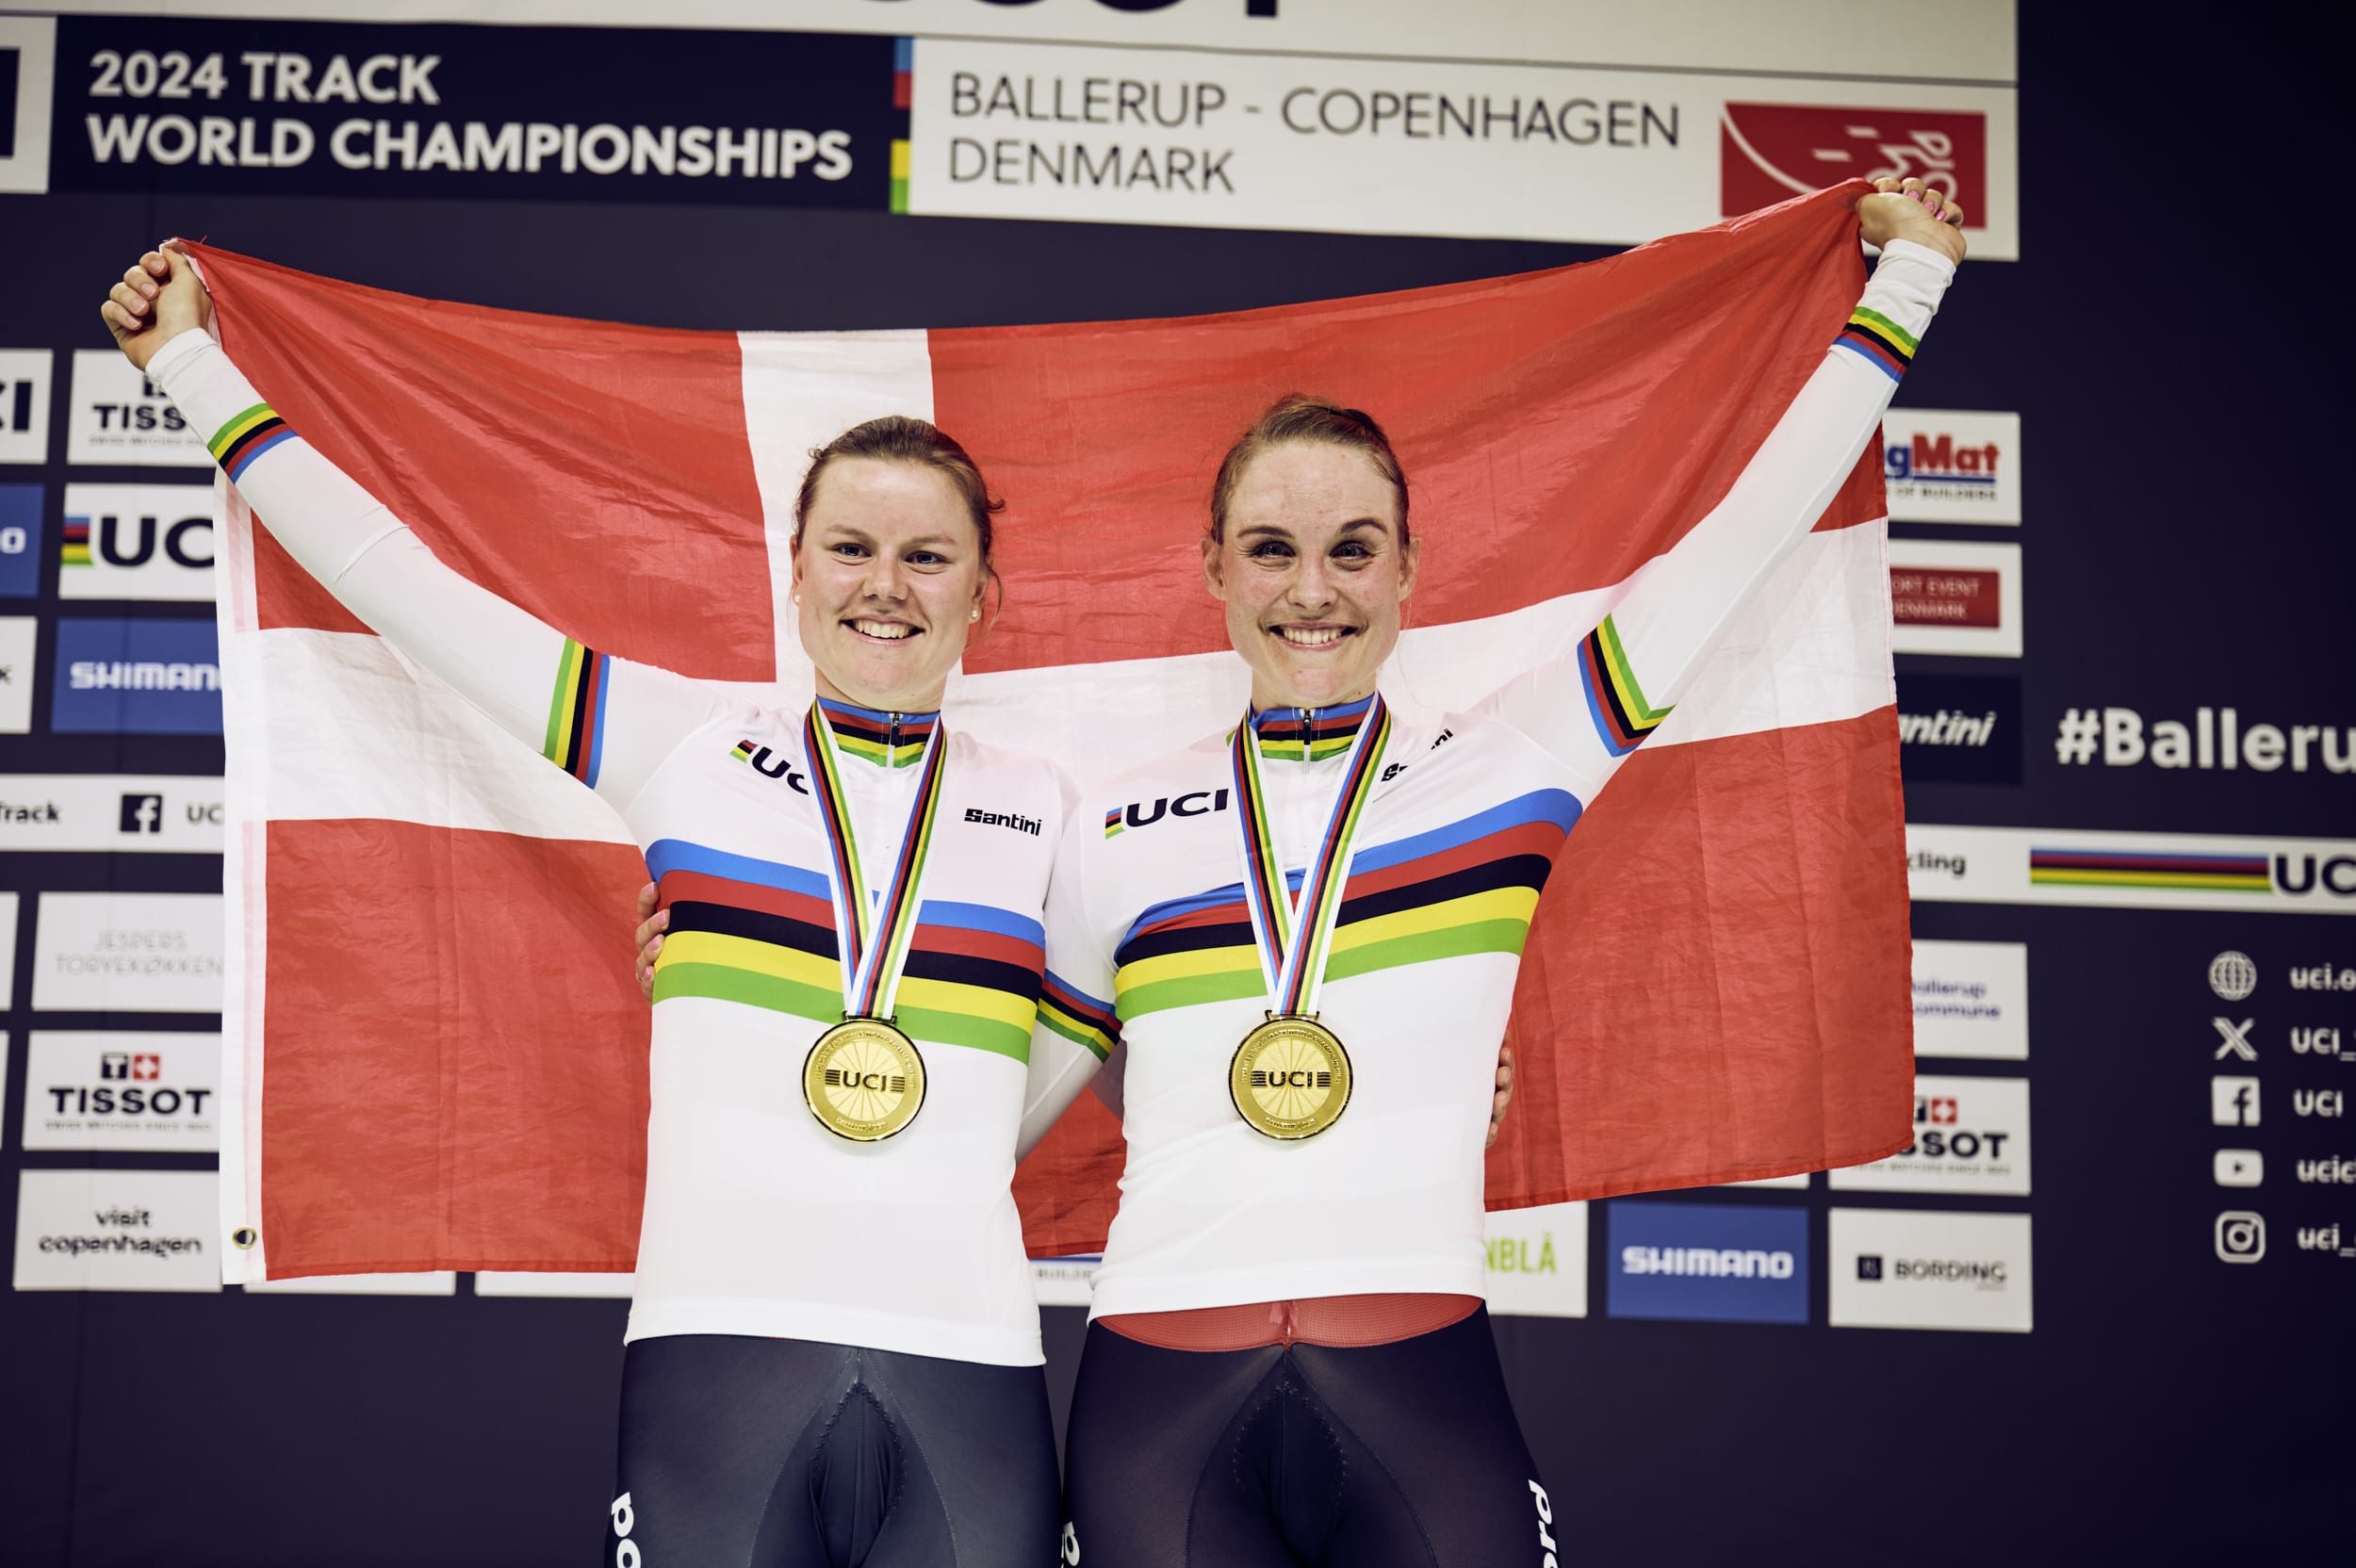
[60,484,215,601]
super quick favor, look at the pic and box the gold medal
[1226,697,1390,1141]
[803,1016,927,1142]
[1229,1013,1352,1139]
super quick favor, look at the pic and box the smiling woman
[100,246,1072,1566]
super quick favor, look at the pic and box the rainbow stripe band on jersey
[1251,696,1376,762]
[1114,788,1578,1022]
[544,638,612,786]
[817,698,938,768]
[646,838,1043,1060]
[1578,614,1671,757]
[207,400,298,481]
[1833,306,1917,382]
[1039,972,1121,1060]
[1231,694,1392,1014]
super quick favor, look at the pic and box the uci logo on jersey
[1103,788,1231,837]
[729,739,811,795]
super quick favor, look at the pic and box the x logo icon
[2213,1018,2257,1062]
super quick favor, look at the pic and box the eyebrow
[1235,517,1387,541]
[814,526,961,549]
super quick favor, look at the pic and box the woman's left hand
[1856,175,1968,266]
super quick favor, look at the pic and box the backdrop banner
[192,181,1910,1281]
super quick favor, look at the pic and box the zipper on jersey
[1301,706,1317,761]
[888,711,905,766]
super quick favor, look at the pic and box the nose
[1284,551,1337,612]
[862,550,909,602]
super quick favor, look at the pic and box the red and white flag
[197,181,1911,1282]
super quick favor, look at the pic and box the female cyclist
[1026,178,1966,1563]
[103,253,1069,1566]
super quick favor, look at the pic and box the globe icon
[2208,952,2257,1002]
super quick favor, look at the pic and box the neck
[815,668,944,716]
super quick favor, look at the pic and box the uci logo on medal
[802,1018,927,1142]
[1229,1015,1351,1139]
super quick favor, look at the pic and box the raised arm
[1481,179,1963,788]
[105,248,724,807]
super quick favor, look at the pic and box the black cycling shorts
[1063,1306,1562,1567]
[605,1332,1060,1568]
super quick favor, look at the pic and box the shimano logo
[964,807,1041,837]
[69,659,219,691]
[1619,1246,1794,1279]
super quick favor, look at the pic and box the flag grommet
[231,1226,258,1250]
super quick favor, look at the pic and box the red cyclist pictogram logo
[1721,104,1985,221]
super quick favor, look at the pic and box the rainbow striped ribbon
[1229,694,1392,1015]
[802,704,949,1021]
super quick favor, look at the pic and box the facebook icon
[2211,1076,2260,1128]
[119,792,163,833]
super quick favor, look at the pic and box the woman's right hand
[99,246,212,373]
[632,882,667,1004]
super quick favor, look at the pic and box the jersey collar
[1249,694,1377,762]
[816,696,940,769]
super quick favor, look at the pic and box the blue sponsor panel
[0,482,40,596]
[1606,1200,1809,1325]
[51,617,221,734]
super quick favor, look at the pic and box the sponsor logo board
[0,482,41,591]
[473,1270,636,1298]
[31,890,224,1013]
[1828,1075,2028,1195]
[1895,674,2021,785]
[50,616,221,734]
[1606,1200,1807,1325]
[244,1270,457,1295]
[59,483,216,600]
[1888,539,2021,658]
[1828,1208,2031,1332]
[0,891,16,1000]
[64,351,208,466]
[1880,408,2018,525]
[1910,939,2027,1059]
[0,16,57,194]
[0,349,54,465]
[13,1168,221,1293]
[1483,1200,1587,1318]
[22,1030,221,1151]
[1906,824,2356,915]
[0,616,33,733]
[909,39,2018,256]
[0,776,224,852]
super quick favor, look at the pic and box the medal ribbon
[803,704,948,1021]
[1230,695,1392,1016]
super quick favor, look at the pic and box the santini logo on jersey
[965,808,1042,837]
[1104,789,1232,837]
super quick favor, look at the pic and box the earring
[970,608,980,622]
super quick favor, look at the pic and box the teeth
[1276,627,1345,647]
[853,620,915,641]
